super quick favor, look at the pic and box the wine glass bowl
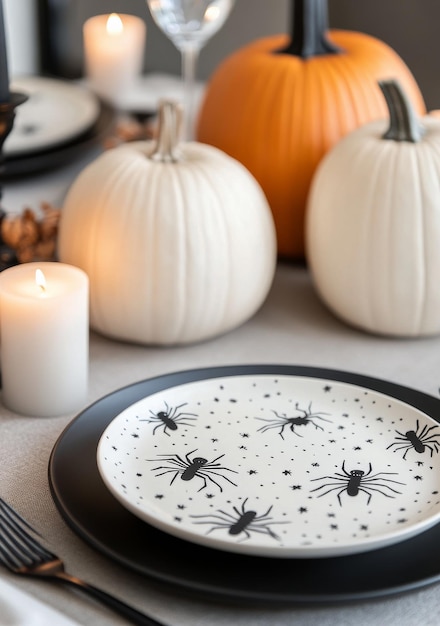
[147,0,235,50]
[146,0,235,140]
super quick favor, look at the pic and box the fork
[0,497,167,625]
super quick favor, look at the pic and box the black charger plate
[48,365,440,604]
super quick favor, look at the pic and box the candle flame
[35,269,46,293]
[205,6,221,22]
[106,13,124,36]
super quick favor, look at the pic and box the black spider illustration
[190,498,289,542]
[255,402,331,439]
[310,461,405,506]
[148,449,238,492]
[387,419,440,459]
[139,402,197,435]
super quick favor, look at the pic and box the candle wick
[39,283,46,293]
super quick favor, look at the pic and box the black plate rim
[1,99,115,178]
[48,364,440,605]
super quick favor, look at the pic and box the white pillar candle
[0,262,89,417]
[83,13,146,106]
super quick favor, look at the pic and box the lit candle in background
[0,0,10,102]
[0,262,89,417]
[83,13,146,107]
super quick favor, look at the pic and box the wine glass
[146,0,235,141]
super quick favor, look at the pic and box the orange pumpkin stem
[379,80,425,143]
[278,0,341,58]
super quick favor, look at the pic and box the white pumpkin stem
[150,100,183,163]
[379,80,425,143]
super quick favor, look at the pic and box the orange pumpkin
[197,0,426,259]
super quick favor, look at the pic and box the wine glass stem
[181,42,200,141]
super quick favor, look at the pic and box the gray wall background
[56,1,440,109]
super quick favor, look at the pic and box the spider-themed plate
[96,369,440,559]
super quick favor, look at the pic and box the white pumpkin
[58,101,277,345]
[306,80,440,337]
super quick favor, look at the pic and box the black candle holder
[0,91,28,270]
[0,91,28,166]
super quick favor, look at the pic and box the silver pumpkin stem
[379,80,425,143]
[150,100,183,163]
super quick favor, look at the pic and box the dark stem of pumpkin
[277,0,341,58]
[379,80,425,143]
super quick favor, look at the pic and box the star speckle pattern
[98,374,440,557]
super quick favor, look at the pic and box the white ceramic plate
[97,373,440,558]
[4,76,100,156]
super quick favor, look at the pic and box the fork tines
[0,497,55,571]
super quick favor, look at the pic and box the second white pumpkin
[306,80,440,337]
